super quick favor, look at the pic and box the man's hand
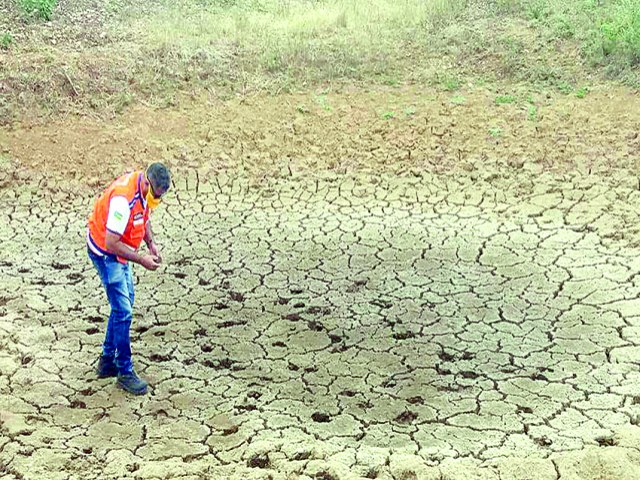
[140,254,161,271]
[148,241,162,264]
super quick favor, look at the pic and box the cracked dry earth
[4,169,640,480]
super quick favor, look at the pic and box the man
[87,163,171,395]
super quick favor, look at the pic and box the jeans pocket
[104,257,126,285]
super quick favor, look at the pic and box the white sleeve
[105,196,131,235]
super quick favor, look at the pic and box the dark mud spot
[135,325,150,334]
[154,331,164,337]
[461,351,475,360]
[517,406,533,414]
[307,320,325,331]
[272,341,286,347]
[292,450,311,461]
[85,327,99,335]
[595,435,617,446]
[149,353,171,362]
[311,412,331,423]
[315,472,336,480]
[294,302,306,308]
[340,390,357,397]
[247,391,262,399]
[21,355,32,365]
[214,303,229,310]
[82,447,93,454]
[193,328,207,337]
[393,331,415,340]
[531,373,548,381]
[236,404,257,412]
[79,387,95,396]
[535,436,552,447]
[229,291,245,302]
[52,262,70,270]
[364,468,379,479]
[460,371,479,379]
[284,313,301,321]
[435,364,451,375]
[407,396,424,405]
[277,297,290,305]
[288,363,300,371]
[395,410,418,424]
[69,399,86,409]
[174,272,187,279]
[329,334,342,343]
[201,344,213,353]
[290,287,304,294]
[306,306,332,316]
[67,272,83,282]
[198,278,210,286]
[223,424,239,436]
[438,351,455,362]
[183,358,196,365]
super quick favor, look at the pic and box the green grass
[0,33,13,50]
[495,95,516,104]
[17,0,57,20]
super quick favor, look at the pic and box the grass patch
[0,33,13,50]
[495,95,516,104]
[17,0,57,20]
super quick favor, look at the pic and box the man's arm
[144,221,162,262]
[105,196,159,270]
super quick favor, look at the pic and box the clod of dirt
[407,396,424,405]
[201,344,213,352]
[315,472,336,480]
[69,399,86,409]
[193,328,207,336]
[393,331,415,340]
[438,351,455,362]
[229,291,245,302]
[149,353,171,362]
[535,436,552,447]
[311,412,331,423]
[307,320,324,331]
[340,390,357,397]
[272,341,286,347]
[292,450,311,461]
[595,435,618,446]
[85,327,99,335]
[329,334,341,343]
[294,302,305,308]
[395,410,418,424]
[247,453,270,468]
[277,297,290,305]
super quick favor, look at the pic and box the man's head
[145,162,171,209]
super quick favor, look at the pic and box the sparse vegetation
[17,0,57,20]
[0,33,13,50]
[0,0,638,121]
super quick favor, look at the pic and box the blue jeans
[88,249,135,374]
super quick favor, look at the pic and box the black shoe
[117,371,148,395]
[96,355,117,378]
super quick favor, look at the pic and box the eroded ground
[2,87,640,479]
[3,167,640,479]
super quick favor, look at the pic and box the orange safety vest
[87,171,149,264]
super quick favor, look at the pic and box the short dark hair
[147,162,171,193]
